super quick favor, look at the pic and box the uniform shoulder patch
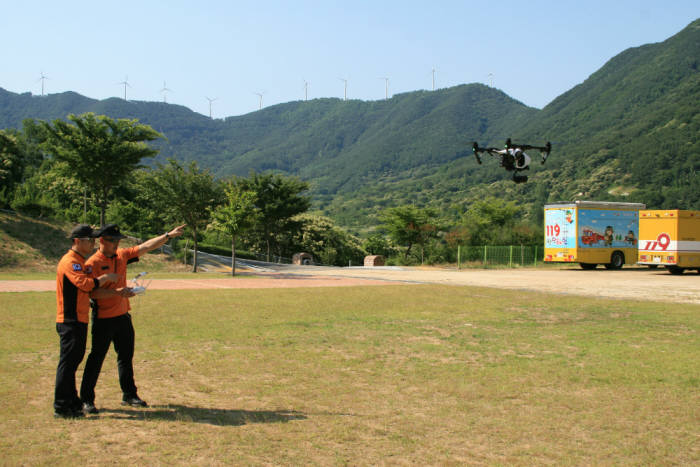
[72,263,83,271]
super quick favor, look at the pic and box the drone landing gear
[512,173,528,184]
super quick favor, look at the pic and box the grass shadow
[100,404,307,426]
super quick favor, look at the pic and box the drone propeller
[472,142,482,164]
[541,141,552,164]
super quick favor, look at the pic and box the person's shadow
[100,404,307,426]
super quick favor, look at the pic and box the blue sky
[1,1,698,118]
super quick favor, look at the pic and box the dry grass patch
[0,285,698,465]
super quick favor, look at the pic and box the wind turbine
[488,73,494,88]
[37,71,49,96]
[160,81,172,103]
[205,96,218,119]
[254,92,264,110]
[432,67,436,91]
[303,80,309,101]
[379,77,389,100]
[118,75,131,100]
[338,78,348,101]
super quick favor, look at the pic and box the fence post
[509,245,513,267]
[534,245,538,267]
[457,245,461,270]
[483,245,488,265]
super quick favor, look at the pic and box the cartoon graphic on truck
[544,201,645,270]
[604,226,614,246]
[580,228,605,245]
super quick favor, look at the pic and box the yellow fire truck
[544,201,645,269]
[637,210,700,274]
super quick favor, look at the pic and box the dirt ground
[1,265,699,304]
[284,265,700,304]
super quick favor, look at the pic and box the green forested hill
[1,19,698,232]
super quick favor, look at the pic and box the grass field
[1,285,698,465]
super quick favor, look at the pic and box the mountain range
[1,18,698,231]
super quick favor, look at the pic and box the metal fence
[456,245,541,268]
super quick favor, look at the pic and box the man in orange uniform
[80,223,185,413]
[54,224,119,418]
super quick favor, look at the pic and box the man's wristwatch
[164,232,171,240]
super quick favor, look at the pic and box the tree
[362,233,396,259]
[0,130,21,207]
[237,172,311,261]
[290,213,365,266]
[209,181,258,276]
[380,205,439,263]
[41,113,162,225]
[151,159,222,272]
[460,198,540,246]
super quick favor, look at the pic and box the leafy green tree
[151,159,223,272]
[0,130,21,207]
[41,113,163,225]
[380,205,439,263]
[362,233,396,259]
[460,198,541,246]
[290,213,365,266]
[209,181,259,276]
[237,172,311,261]
[106,169,170,238]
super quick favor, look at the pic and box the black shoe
[121,395,148,407]
[82,402,99,414]
[54,408,84,419]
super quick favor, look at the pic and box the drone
[472,138,552,183]
[130,271,151,295]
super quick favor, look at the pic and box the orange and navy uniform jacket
[56,249,100,324]
[86,246,140,319]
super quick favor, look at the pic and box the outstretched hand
[168,224,187,239]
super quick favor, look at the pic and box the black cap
[69,224,97,239]
[94,224,127,239]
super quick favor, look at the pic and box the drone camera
[512,173,528,184]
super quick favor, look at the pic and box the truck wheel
[604,251,625,270]
[580,263,597,270]
[666,266,684,275]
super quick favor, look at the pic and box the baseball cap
[94,224,127,239]
[69,224,97,239]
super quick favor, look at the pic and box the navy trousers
[54,322,88,412]
[80,313,138,403]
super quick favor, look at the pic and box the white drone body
[130,272,151,295]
